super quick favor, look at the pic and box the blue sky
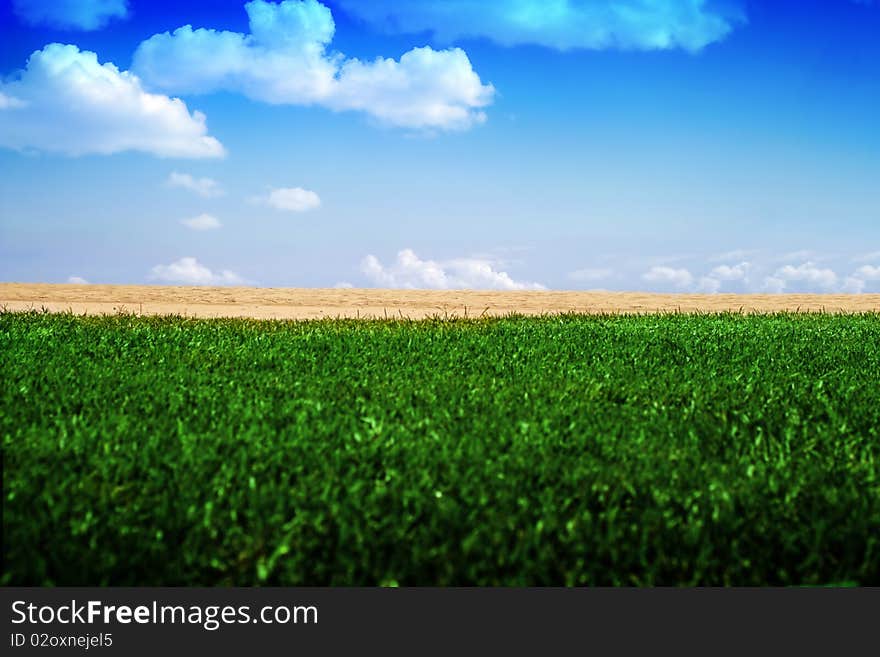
[1,0,878,292]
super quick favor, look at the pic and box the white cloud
[168,172,224,197]
[255,187,322,212]
[688,261,752,293]
[181,213,222,230]
[642,266,694,288]
[67,276,89,284]
[132,0,495,131]
[334,0,742,52]
[12,0,128,31]
[853,251,880,263]
[842,264,880,294]
[0,44,225,158]
[361,249,545,290]
[709,261,751,281]
[150,257,244,285]
[334,281,355,288]
[772,262,838,291]
[568,267,613,282]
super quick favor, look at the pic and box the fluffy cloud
[361,249,545,290]
[150,257,244,285]
[0,44,225,158]
[842,265,880,294]
[67,276,89,284]
[642,266,694,288]
[640,256,877,294]
[770,262,838,291]
[12,0,128,31]
[132,0,495,131]
[642,262,751,293]
[335,0,742,52]
[256,187,322,212]
[709,261,751,281]
[761,261,880,294]
[181,213,222,230]
[168,172,224,197]
[690,261,752,293]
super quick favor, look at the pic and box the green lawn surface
[2,311,878,585]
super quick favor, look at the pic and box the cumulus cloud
[640,256,876,294]
[568,267,613,283]
[770,262,838,291]
[361,249,545,290]
[132,0,495,131]
[181,213,222,230]
[255,186,322,212]
[150,257,244,286]
[842,264,880,294]
[709,261,751,281]
[168,172,224,197]
[0,44,225,158]
[687,261,753,293]
[67,276,89,284]
[760,261,880,294]
[335,0,742,52]
[12,0,128,31]
[642,266,694,288]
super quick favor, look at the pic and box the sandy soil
[2,284,879,319]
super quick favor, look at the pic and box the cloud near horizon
[639,258,879,294]
[132,0,495,131]
[12,0,129,31]
[769,262,838,292]
[361,249,545,290]
[0,44,225,158]
[150,257,244,285]
[642,265,694,288]
[335,0,743,52]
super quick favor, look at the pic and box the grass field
[2,310,879,586]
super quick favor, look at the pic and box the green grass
[2,310,879,586]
